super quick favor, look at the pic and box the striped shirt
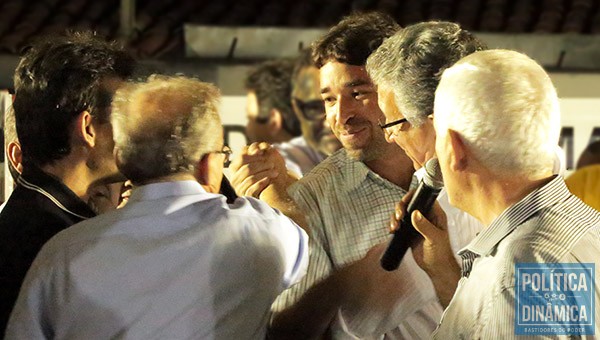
[272,149,480,339]
[434,176,600,339]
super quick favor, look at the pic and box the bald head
[434,49,560,177]
[111,76,222,185]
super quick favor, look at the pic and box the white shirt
[274,136,325,177]
[6,180,308,340]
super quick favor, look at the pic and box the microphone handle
[380,184,441,271]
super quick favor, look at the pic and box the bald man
[6,76,308,339]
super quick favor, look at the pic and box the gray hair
[434,50,561,177]
[366,21,486,126]
[111,75,222,184]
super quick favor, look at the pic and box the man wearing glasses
[6,76,308,339]
[274,48,343,177]
[366,21,487,307]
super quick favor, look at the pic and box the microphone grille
[424,158,444,188]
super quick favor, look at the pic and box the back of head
[111,76,221,185]
[577,140,600,169]
[367,21,486,126]
[12,31,135,168]
[245,58,300,137]
[312,12,400,68]
[434,49,560,177]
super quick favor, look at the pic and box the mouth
[339,127,367,141]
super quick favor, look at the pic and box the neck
[40,156,95,202]
[271,130,294,144]
[465,171,555,226]
[138,173,197,186]
[364,144,414,190]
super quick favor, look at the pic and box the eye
[352,90,371,100]
[322,96,336,106]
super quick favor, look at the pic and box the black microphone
[380,158,444,271]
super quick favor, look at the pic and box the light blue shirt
[6,180,308,339]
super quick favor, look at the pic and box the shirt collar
[18,165,96,219]
[331,149,370,191]
[459,175,570,257]
[128,180,207,203]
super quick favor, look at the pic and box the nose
[335,96,356,125]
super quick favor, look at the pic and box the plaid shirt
[273,149,464,339]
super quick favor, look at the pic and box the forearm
[269,268,349,339]
[260,172,310,235]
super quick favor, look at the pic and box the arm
[230,143,309,234]
[269,265,353,340]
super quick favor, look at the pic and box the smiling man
[267,13,453,339]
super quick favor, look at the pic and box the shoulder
[498,202,600,265]
[293,149,346,189]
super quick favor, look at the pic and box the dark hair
[584,140,600,155]
[12,31,135,168]
[367,21,486,125]
[291,48,315,89]
[312,12,400,68]
[245,58,300,137]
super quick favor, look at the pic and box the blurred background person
[276,48,342,176]
[245,58,301,144]
[0,32,136,334]
[566,140,600,210]
[6,76,309,339]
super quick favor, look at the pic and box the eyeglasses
[378,118,408,139]
[214,145,232,168]
[292,98,326,121]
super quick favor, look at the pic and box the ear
[194,153,212,186]
[114,146,123,170]
[7,141,23,174]
[74,111,96,148]
[447,129,468,172]
[268,109,283,135]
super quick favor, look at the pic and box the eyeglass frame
[292,97,326,121]
[214,145,233,168]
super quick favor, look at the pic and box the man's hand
[390,190,461,307]
[229,142,308,234]
[230,142,284,197]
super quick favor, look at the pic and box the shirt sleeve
[476,233,600,340]
[240,197,310,289]
[270,180,334,313]
[5,252,56,340]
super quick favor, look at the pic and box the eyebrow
[320,78,373,94]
